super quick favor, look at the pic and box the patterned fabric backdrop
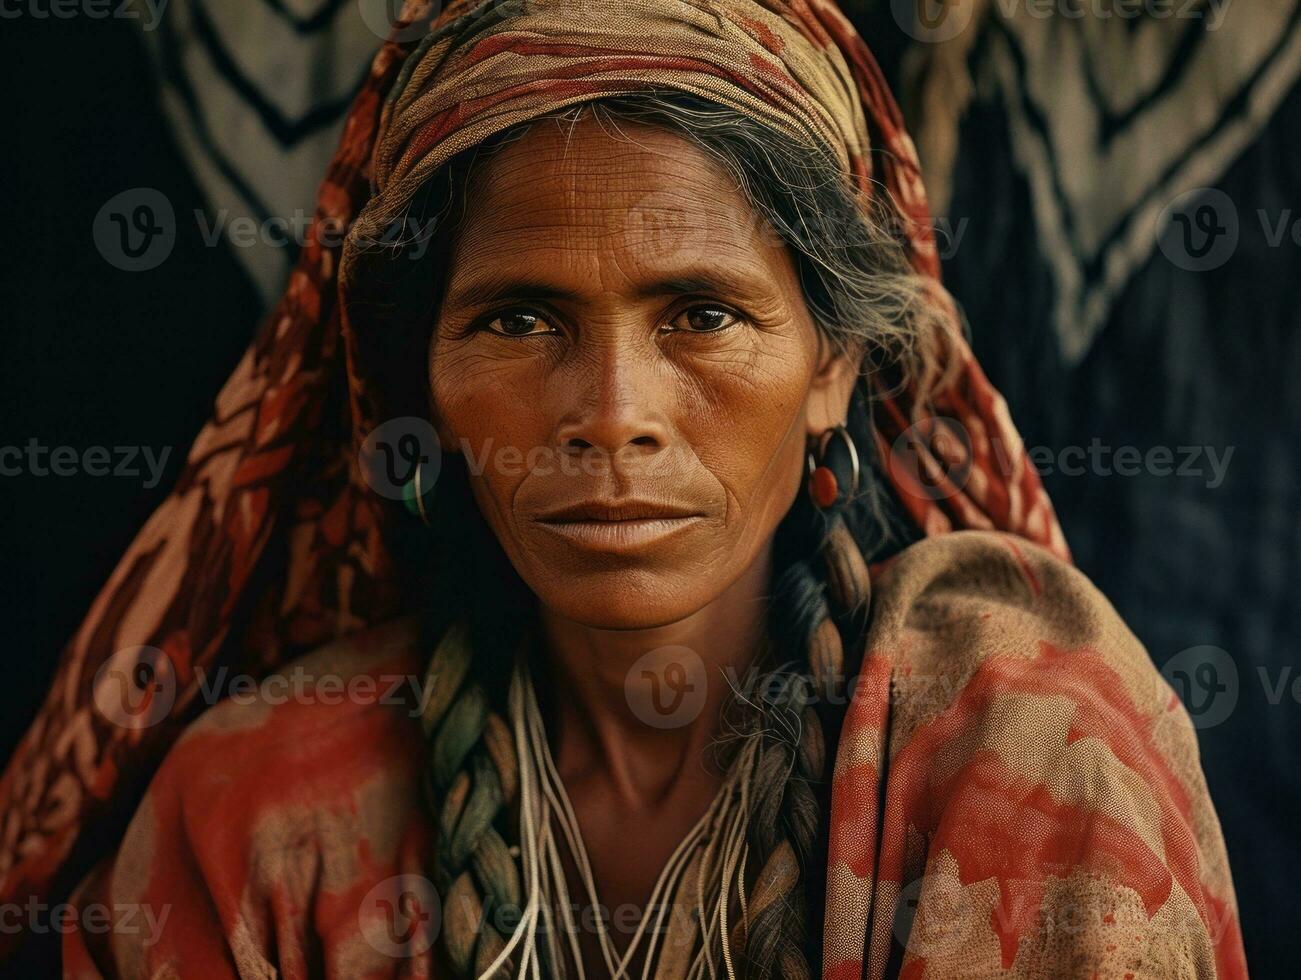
[138,0,380,302]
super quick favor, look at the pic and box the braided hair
[378,92,945,977]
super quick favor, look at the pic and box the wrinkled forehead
[441,116,797,302]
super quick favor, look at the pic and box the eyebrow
[443,268,773,310]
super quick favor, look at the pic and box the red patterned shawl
[9,0,1073,964]
[60,533,1245,978]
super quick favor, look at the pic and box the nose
[553,344,671,456]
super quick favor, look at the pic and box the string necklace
[479,660,759,980]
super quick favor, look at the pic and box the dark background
[0,15,259,753]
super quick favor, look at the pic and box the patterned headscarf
[0,0,1065,945]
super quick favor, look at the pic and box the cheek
[680,342,815,533]
[429,345,552,516]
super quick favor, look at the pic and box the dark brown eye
[669,306,740,333]
[484,309,553,337]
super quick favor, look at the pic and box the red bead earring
[808,464,840,509]
[806,425,861,510]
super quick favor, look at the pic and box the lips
[533,499,706,552]
[536,500,703,523]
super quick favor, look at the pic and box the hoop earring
[403,462,435,527]
[806,425,861,510]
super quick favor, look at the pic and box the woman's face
[430,116,855,630]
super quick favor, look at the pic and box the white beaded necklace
[477,661,758,980]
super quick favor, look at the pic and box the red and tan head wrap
[0,0,1064,946]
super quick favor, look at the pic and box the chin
[509,521,737,630]
[530,568,719,631]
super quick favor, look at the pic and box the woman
[3,1,1243,977]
